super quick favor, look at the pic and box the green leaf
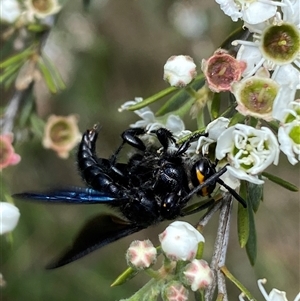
[237,181,249,248]
[237,203,249,248]
[228,112,246,126]
[249,117,258,128]
[41,52,66,91]
[0,47,33,68]
[30,114,45,138]
[245,204,257,266]
[221,266,257,301]
[37,58,57,93]
[247,182,263,212]
[125,87,177,111]
[110,267,138,287]
[262,172,298,192]
[19,94,35,127]
[155,76,205,116]
[0,60,24,84]
[210,93,221,119]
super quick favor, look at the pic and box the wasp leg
[151,128,176,150]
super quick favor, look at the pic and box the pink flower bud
[161,281,189,301]
[183,259,213,291]
[163,55,197,87]
[0,133,21,170]
[126,240,157,269]
[159,221,204,261]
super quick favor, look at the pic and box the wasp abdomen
[77,126,122,196]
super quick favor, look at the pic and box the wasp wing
[13,187,121,204]
[46,214,145,269]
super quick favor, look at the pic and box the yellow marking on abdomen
[196,169,208,196]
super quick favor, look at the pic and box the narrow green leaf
[37,58,57,93]
[110,267,138,287]
[237,181,249,248]
[247,182,263,212]
[0,48,33,68]
[156,76,205,116]
[237,203,249,248]
[125,87,177,111]
[262,172,298,191]
[19,94,35,127]
[245,204,257,266]
[171,97,195,119]
[0,60,24,84]
[221,266,257,301]
[228,112,246,126]
[30,114,45,138]
[210,93,221,119]
[249,117,258,128]
[41,52,66,91]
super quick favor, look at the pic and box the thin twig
[1,91,23,134]
[1,84,34,134]
[197,200,223,229]
[205,194,233,301]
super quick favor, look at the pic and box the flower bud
[126,240,157,270]
[163,55,197,87]
[161,281,189,301]
[159,221,204,261]
[0,133,21,170]
[183,259,213,291]
[0,202,20,235]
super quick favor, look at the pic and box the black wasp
[14,125,246,268]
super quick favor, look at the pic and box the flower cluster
[0,0,62,24]
[121,221,213,301]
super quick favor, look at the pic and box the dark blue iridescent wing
[46,214,145,268]
[13,187,120,204]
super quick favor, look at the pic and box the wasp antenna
[217,178,247,208]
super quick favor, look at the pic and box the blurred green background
[1,0,299,300]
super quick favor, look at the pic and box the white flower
[215,0,284,24]
[0,0,22,23]
[158,221,205,261]
[215,124,280,184]
[277,100,300,165]
[234,7,300,120]
[239,278,300,301]
[183,259,213,291]
[24,0,61,21]
[0,202,20,234]
[163,55,197,87]
[232,69,279,121]
[119,97,191,138]
[196,117,230,155]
